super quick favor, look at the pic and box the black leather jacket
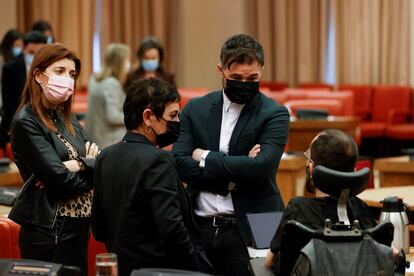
[9,104,94,229]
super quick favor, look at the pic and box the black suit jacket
[0,55,26,147]
[172,90,290,243]
[91,132,198,275]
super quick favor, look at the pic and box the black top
[91,131,198,275]
[0,55,26,148]
[270,196,377,254]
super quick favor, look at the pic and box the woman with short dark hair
[92,78,210,275]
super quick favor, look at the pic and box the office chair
[277,166,407,275]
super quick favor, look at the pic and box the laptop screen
[246,211,284,249]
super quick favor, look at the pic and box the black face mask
[156,120,181,148]
[305,166,315,193]
[223,78,260,104]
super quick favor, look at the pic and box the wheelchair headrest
[313,165,370,197]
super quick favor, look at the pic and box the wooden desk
[359,186,414,246]
[0,163,23,187]
[374,156,414,187]
[0,205,12,216]
[288,116,360,152]
[277,154,307,204]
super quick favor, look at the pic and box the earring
[145,125,151,135]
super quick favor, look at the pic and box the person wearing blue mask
[0,31,46,149]
[32,20,54,44]
[124,36,175,90]
[0,29,23,111]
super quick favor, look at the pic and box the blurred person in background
[9,43,99,275]
[124,36,175,89]
[85,43,130,149]
[0,31,46,149]
[32,19,54,44]
[0,29,23,110]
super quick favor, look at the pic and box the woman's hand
[85,141,100,158]
[63,160,81,172]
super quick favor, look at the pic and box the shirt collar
[222,89,244,112]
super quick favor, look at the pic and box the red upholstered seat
[283,90,354,116]
[386,124,414,140]
[0,216,107,275]
[0,216,21,258]
[262,91,287,105]
[297,83,333,90]
[360,86,412,138]
[286,99,343,116]
[88,233,107,276]
[178,88,209,108]
[338,84,373,121]
[260,81,289,92]
[359,122,386,138]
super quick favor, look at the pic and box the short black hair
[310,129,358,172]
[23,31,47,46]
[123,78,180,130]
[220,34,264,69]
[31,20,53,33]
[137,36,164,64]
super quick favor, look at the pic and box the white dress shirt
[195,91,244,217]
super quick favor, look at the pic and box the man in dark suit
[172,34,290,275]
[0,31,46,148]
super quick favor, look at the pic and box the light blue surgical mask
[24,53,34,66]
[12,47,22,57]
[141,59,159,72]
[46,36,53,44]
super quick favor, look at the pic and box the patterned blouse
[56,132,92,217]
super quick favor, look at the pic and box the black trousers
[195,216,251,276]
[19,216,90,276]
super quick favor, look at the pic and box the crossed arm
[173,102,289,192]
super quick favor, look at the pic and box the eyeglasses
[304,149,314,165]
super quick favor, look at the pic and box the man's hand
[249,144,261,158]
[85,141,100,158]
[35,181,45,189]
[192,148,205,162]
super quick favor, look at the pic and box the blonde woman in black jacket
[9,43,99,275]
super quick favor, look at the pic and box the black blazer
[0,55,27,147]
[172,90,290,243]
[91,132,198,275]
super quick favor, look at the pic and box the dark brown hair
[310,129,358,172]
[17,43,81,136]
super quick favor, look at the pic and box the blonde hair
[95,43,130,83]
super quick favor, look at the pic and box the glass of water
[95,253,118,276]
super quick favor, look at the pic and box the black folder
[246,211,283,249]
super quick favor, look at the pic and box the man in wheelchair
[264,129,406,275]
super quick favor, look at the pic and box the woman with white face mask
[85,43,130,149]
[9,43,99,275]
[124,36,175,90]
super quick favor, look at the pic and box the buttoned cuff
[199,150,210,168]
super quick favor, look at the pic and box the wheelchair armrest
[362,221,394,246]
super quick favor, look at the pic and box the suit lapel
[207,92,223,151]
[228,93,260,154]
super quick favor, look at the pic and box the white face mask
[39,73,75,105]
